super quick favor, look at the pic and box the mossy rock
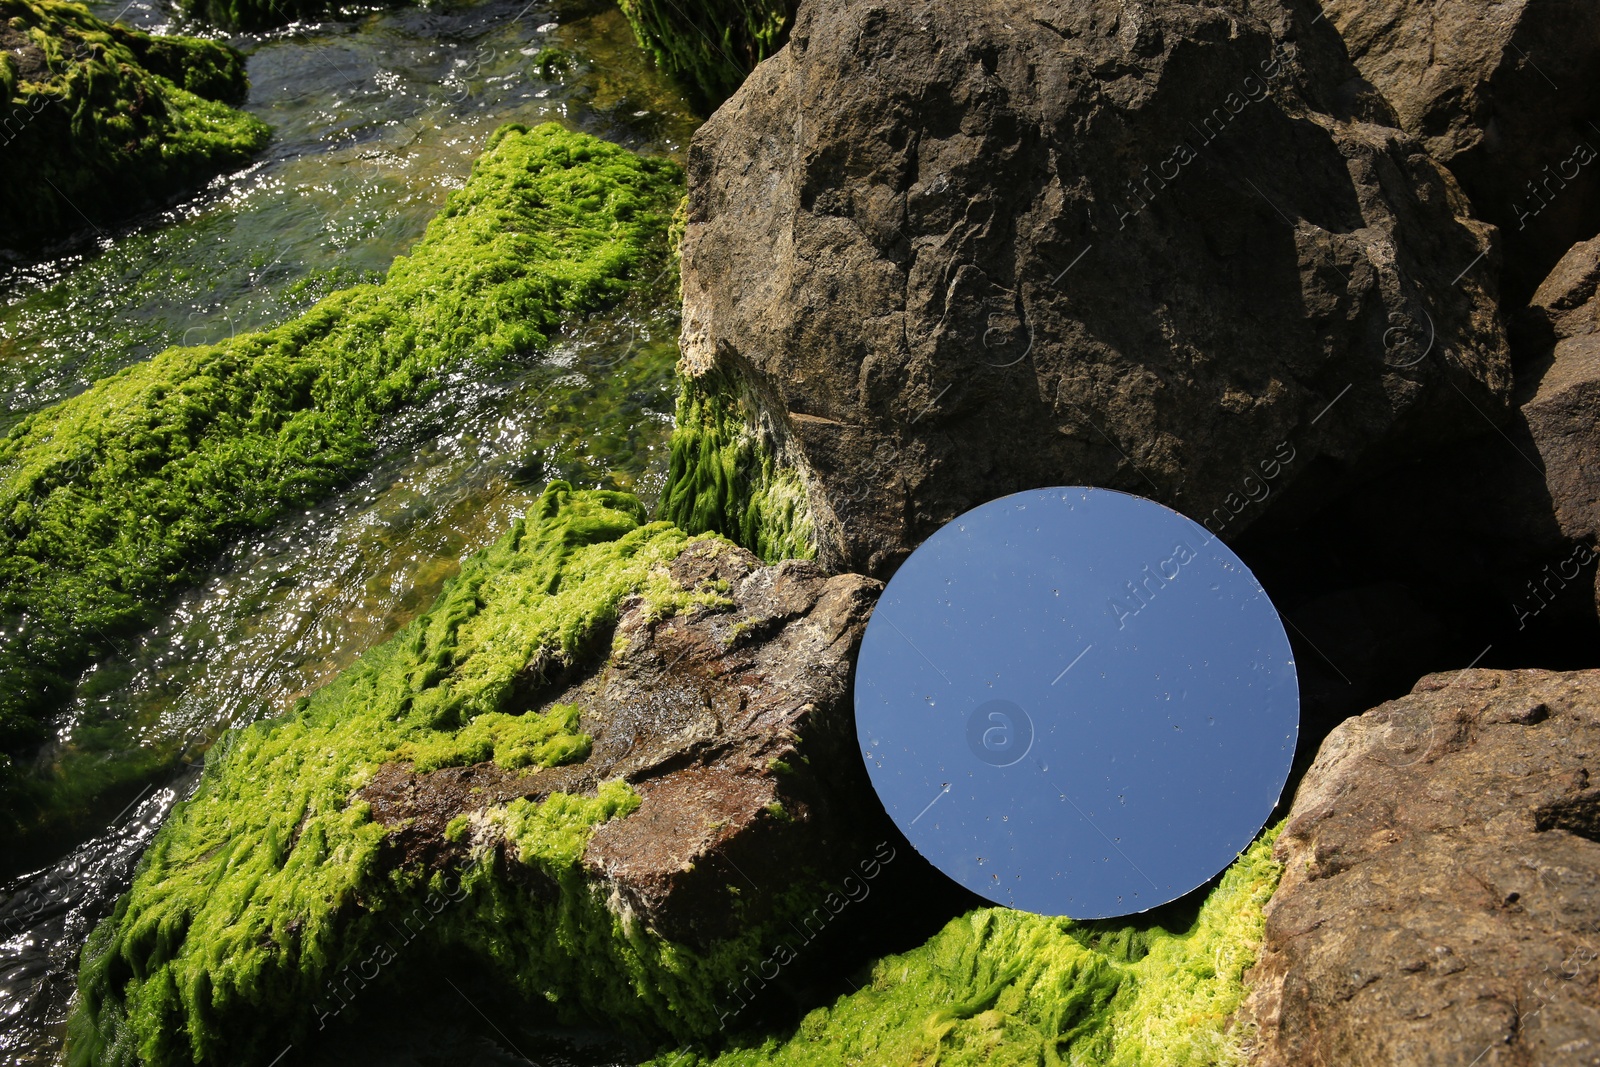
[649,827,1285,1066]
[617,0,796,112]
[0,0,268,248]
[106,22,250,103]
[0,123,683,815]
[65,484,826,1067]
[659,367,815,563]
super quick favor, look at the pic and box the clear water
[0,0,697,1060]
[0,0,697,426]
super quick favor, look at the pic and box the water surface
[0,0,696,425]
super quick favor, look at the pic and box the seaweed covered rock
[68,483,883,1067]
[0,123,682,809]
[617,0,794,112]
[673,0,1512,577]
[0,0,267,249]
[660,368,816,563]
[1318,0,1600,301]
[648,830,1283,1067]
[1242,668,1600,1066]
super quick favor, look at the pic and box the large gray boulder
[1319,0,1600,301]
[678,0,1512,577]
[1243,668,1600,1066]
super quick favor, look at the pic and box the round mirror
[854,487,1298,918]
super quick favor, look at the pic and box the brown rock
[360,538,883,947]
[681,0,1510,577]
[1521,237,1600,551]
[1243,668,1600,1067]
[1318,0,1600,300]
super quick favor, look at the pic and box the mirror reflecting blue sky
[855,487,1298,918]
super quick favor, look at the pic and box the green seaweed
[68,484,750,1067]
[0,0,268,247]
[616,0,795,112]
[399,702,592,772]
[105,22,250,103]
[659,370,815,563]
[0,122,683,803]
[649,826,1284,1066]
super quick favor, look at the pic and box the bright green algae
[67,484,756,1066]
[659,370,815,563]
[0,0,268,246]
[616,0,795,111]
[0,122,684,779]
[649,827,1284,1067]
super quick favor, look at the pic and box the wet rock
[0,124,682,830]
[1318,0,1600,301]
[361,538,883,948]
[579,544,881,943]
[1242,668,1600,1067]
[677,0,1510,577]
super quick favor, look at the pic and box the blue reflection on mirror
[854,487,1298,918]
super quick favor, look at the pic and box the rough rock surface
[1319,0,1600,300]
[1519,237,1600,550]
[1243,668,1600,1067]
[362,538,882,947]
[679,0,1511,577]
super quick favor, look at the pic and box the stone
[1318,0,1600,301]
[1520,236,1600,549]
[361,537,884,948]
[678,0,1511,578]
[1242,668,1600,1067]
[1225,239,1600,716]
[0,0,269,251]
